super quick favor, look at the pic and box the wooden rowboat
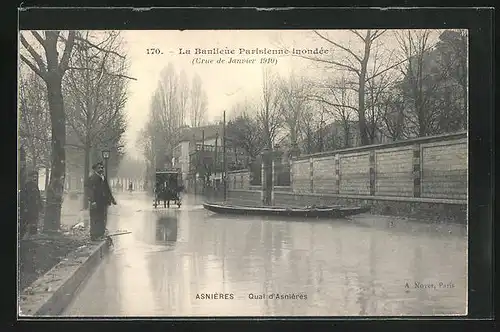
[203,202,369,219]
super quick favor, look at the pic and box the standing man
[20,171,43,238]
[86,161,117,241]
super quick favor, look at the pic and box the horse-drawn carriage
[154,169,183,208]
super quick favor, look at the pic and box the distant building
[172,123,250,192]
[172,124,223,191]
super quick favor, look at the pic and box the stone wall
[291,160,310,193]
[339,152,371,195]
[312,157,337,194]
[226,132,467,223]
[420,139,467,200]
[375,146,414,197]
[290,132,467,200]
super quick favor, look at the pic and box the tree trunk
[44,167,50,191]
[31,149,37,173]
[358,71,369,146]
[343,121,350,148]
[358,32,372,146]
[43,76,66,232]
[82,144,91,209]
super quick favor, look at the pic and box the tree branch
[30,31,46,48]
[349,29,367,42]
[19,34,47,77]
[59,31,75,72]
[20,54,45,80]
[314,30,362,63]
[74,34,126,59]
[308,95,359,113]
[102,66,137,81]
[294,54,360,74]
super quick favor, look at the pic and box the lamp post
[102,150,110,179]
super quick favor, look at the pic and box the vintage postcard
[18,28,468,317]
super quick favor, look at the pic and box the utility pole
[222,110,227,201]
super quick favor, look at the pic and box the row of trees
[19,30,132,230]
[225,29,467,159]
[134,29,467,191]
[137,64,209,182]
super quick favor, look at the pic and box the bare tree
[299,30,397,146]
[178,70,189,127]
[63,31,131,208]
[297,102,334,154]
[136,121,156,189]
[227,98,252,120]
[226,109,265,161]
[19,30,76,231]
[311,74,357,148]
[395,30,442,137]
[257,68,283,149]
[434,29,468,132]
[379,88,407,141]
[364,46,396,144]
[18,68,51,174]
[189,73,208,127]
[142,64,188,170]
[279,73,310,154]
[136,123,155,167]
[149,90,170,169]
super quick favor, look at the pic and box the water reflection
[198,213,466,316]
[65,193,467,316]
[155,214,178,244]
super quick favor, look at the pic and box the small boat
[203,202,369,219]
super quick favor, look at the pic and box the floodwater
[63,192,467,317]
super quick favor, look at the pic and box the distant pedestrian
[86,162,117,241]
[20,171,42,238]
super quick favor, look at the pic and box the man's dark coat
[86,173,115,239]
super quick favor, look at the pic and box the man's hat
[92,161,104,170]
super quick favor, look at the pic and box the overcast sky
[121,29,318,158]
[120,29,447,159]
[20,29,446,159]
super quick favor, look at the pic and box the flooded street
[63,192,467,317]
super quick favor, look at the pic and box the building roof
[179,124,223,143]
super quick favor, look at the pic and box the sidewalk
[19,193,90,291]
[19,231,89,291]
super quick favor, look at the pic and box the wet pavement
[63,192,467,317]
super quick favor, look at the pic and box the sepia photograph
[18,27,469,317]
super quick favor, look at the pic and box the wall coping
[292,131,467,161]
[228,189,261,194]
[228,188,466,204]
[273,191,467,205]
[227,188,466,204]
[227,169,250,174]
